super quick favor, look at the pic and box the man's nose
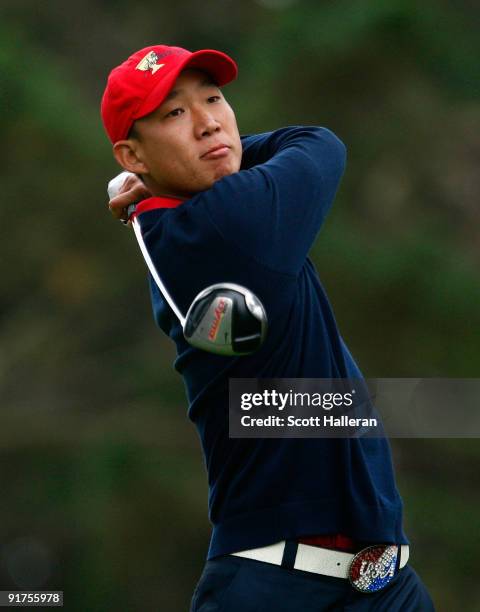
[193,107,221,138]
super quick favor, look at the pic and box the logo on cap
[135,51,164,75]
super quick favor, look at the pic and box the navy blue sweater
[136,126,407,559]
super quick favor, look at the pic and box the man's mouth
[201,144,230,160]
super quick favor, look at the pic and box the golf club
[108,172,268,355]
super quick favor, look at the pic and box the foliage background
[0,1,479,610]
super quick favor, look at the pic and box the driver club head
[183,283,267,356]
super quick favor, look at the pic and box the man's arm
[239,132,284,170]
[198,126,346,275]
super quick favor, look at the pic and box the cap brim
[183,49,238,87]
[135,49,238,122]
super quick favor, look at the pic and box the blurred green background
[0,1,479,610]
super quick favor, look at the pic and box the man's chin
[212,163,239,183]
[179,164,240,195]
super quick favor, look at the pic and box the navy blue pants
[190,555,435,611]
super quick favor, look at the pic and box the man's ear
[113,140,149,174]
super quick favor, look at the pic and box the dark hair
[127,122,140,140]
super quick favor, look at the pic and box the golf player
[101,45,435,610]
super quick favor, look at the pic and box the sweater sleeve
[197,126,346,275]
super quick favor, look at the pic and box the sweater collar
[131,195,185,219]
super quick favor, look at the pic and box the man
[101,45,434,611]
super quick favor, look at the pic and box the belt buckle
[348,544,399,593]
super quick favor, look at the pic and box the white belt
[232,541,409,580]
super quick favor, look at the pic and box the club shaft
[131,216,186,326]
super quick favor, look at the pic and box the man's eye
[166,108,184,118]
[207,96,221,103]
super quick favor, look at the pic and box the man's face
[129,69,242,198]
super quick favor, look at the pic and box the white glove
[107,171,136,200]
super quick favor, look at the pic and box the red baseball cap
[101,44,238,143]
